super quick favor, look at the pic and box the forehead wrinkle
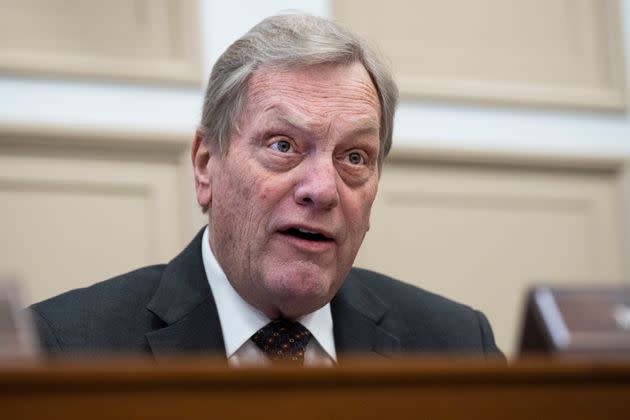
[255,104,379,143]
[248,65,379,110]
[253,81,379,116]
[242,64,382,147]
[250,89,379,134]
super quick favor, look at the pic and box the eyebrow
[260,106,380,140]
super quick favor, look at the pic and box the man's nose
[294,159,340,210]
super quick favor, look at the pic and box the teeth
[298,228,318,234]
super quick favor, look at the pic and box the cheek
[235,175,254,201]
[220,162,259,207]
[252,172,288,205]
[213,173,255,234]
[358,183,378,219]
[224,170,282,235]
[347,185,378,239]
[257,185,269,201]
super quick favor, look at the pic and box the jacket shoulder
[348,267,502,356]
[29,265,166,353]
[349,267,472,313]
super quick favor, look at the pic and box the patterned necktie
[251,319,312,365]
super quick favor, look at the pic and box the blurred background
[0,0,629,358]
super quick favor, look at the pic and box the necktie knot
[251,319,312,364]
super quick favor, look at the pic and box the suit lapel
[145,228,226,361]
[145,302,225,361]
[331,270,402,360]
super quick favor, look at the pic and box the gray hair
[199,13,398,168]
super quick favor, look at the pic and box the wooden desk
[1,358,629,420]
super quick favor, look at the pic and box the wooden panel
[1,359,630,420]
[0,125,205,305]
[333,0,627,110]
[0,0,201,85]
[355,149,627,356]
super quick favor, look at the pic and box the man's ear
[192,129,214,208]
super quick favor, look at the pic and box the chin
[274,293,330,319]
[263,265,338,314]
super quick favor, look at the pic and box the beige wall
[333,0,627,110]
[0,125,205,305]
[0,0,201,84]
[1,1,629,359]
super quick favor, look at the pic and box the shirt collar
[201,227,337,361]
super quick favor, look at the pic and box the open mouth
[280,228,333,242]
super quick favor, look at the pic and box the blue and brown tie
[251,319,312,365]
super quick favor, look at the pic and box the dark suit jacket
[30,229,503,361]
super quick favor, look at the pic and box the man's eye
[270,139,292,153]
[347,151,365,165]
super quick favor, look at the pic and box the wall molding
[0,122,203,244]
[334,0,627,111]
[0,0,201,86]
[387,145,627,173]
[0,123,190,154]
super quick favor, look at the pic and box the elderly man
[30,14,502,365]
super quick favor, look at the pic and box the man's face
[193,62,381,319]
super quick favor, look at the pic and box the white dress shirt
[201,228,337,367]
